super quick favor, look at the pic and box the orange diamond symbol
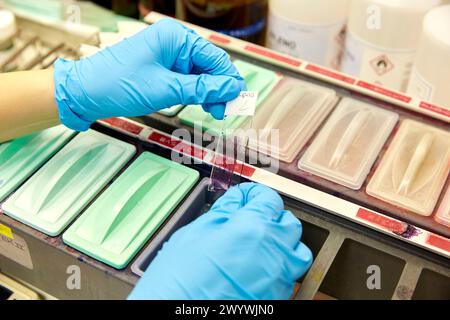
[370,54,394,76]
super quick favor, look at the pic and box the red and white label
[209,34,231,45]
[426,234,450,253]
[420,101,450,118]
[147,132,207,160]
[357,81,412,103]
[244,45,302,67]
[100,118,144,135]
[306,64,356,85]
[356,208,408,234]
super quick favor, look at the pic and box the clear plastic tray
[367,120,450,216]
[299,98,398,190]
[248,77,337,163]
[435,186,450,227]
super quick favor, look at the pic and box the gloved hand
[54,19,245,131]
[128,183,313,300]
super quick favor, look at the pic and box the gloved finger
[272,210,303,249]
[174,73,242,106]
[239,183,285,221]
[288,242,314,281]
[208,183,249,215]
[202,103,226,120]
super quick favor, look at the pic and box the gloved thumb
[174,73,243,116]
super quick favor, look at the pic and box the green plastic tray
[0,126,75,202]
[158,104,184,117]
[63,152,199,269]
[178,60,280,136]
[2,130,136,236]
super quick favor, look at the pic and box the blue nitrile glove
[128,183,313,300]
[54,19,245,131]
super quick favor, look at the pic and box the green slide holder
[0,126,75,202]
[63,151,199,269]
[158,104,184,117]
[2,130,136,236]
[178,60,280,136]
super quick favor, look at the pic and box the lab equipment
[208,91,258,192]
[249,77,337,163]
[63,152,199,269]
[367,120,450,216]
[0,126,75,202]
[2,130,136,236]
[299,98,398,190]
[435,185,450,227]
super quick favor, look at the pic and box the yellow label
[0,223,14,239]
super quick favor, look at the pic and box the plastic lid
[178,60,280,136]
[435,185,450,227]
[367,120,450,216]
[299,98,398,190]
[248,77,337,163]
[0,126,75,202]
[158,104,183,117]
[0,10,17,44]
[63,152,199,269]
[2,130,136,236]
[423,5,450,48]
[269,0,350,25]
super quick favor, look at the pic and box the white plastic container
[267,0,350,69]
[435,185,450,227]
[407,5,450,109]
[299,98,398,190]
[342,0,442,92]
[367,120,450,217]
[248,77,337,163]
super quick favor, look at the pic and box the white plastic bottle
[407,5,450,109]
[341,0,441,92]
[266,0,350,70]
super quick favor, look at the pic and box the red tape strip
[420,101,450,118]
[100,118,143,135]
[148,132,207,160]
[244,45,302,67]
[357,208,407,234]
[306,64,356,84]
[209,34,231,45]
[426,234,450,253]
[357,81,412,103]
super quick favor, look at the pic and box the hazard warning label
[370,54,394,76]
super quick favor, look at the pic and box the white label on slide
[267,11,347,69]
[407,68,435,101]
[341,31,416,92]
[225,91,258,116]
[0,232,33,270]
